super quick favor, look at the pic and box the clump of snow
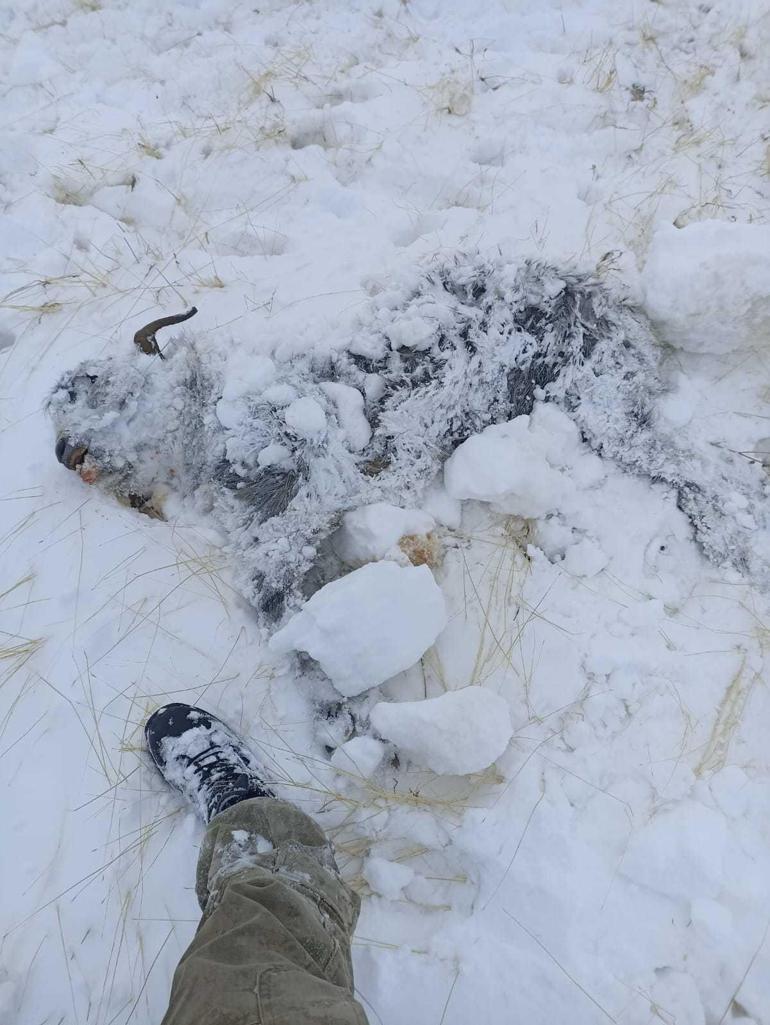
[257,442,292,468]
[330,736,386,779]
[230,829,274,855]
[334,502,436,564]
[444,404,582,518]
[370,688,513,775]
[284,396,327,439]
[320,381,372,451]
[363,856,415,900]
[642,220,770,354]
[270,562,447,696]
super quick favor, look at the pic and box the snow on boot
[145,703,273,822]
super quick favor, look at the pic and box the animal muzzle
[55,437,100,483]
[55,437,88,471]
[55,437,102,485]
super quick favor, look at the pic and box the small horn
[133,307,198,358]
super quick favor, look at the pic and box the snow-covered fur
[48,256,770,623]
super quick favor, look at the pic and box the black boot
[145,703,273,822]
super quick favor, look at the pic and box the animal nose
[55,437,88,471]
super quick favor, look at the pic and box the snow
[444,405,584,517]
[284,396,327,438]
[370,688,513,775]
[334,503,436,564]
[320,381,372,451]
[257,442,292,468]
[422,482,463,529]
[270,562,447,696]
[756,438,770,470]
[363,857,415,900]
[4,2,770,1024]
[330,736,386,780]
[643,221,770,355]
[561,537,609,579]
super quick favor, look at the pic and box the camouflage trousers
[160,798,369,1025]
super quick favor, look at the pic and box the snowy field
[3,1,770,1023]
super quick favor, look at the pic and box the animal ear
[133,307,198,358]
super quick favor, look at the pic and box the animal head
[48,308,222,512]
[46,304,369,620]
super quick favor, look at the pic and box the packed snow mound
[370,688,513,775]
[269,561,447,696]
[444,404,584,517]
[333,503,436,564]
[643,220,770,354]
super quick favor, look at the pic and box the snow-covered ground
[3,2,770,1023]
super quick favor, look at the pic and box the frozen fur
[48,255,770,624]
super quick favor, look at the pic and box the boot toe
[145,703,214,769]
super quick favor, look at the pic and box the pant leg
[160,797,369,1025]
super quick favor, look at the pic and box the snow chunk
[370,688,513,775]
[331,736,386,778]
[444,406,581,518]
[643,220,770,354]
[320,381,371,451]
[284,397,327,438]
[363,856,414,899]
[334,503,436,564]
[257,442,292,468]
[231,829,274,854]
[385,314,437,351]
[270,562,447,696]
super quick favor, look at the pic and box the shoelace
[184,743,247,779]
[170,733,272,816]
